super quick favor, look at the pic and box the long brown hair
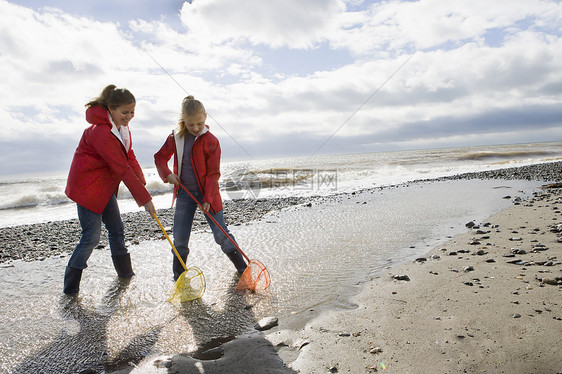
[86,84,135,110]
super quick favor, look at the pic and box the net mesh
[236,259,271,291]
[169,266,206,303]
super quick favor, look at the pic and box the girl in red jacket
[154,96,247,281]
[64,85,156,295]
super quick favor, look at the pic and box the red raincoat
[65,106,152,214]
[154,126,222,213]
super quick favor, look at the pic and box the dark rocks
[0,196,310,264]
[506,259,524,264]
[541,278,561,285]
[393,274,410,281]
[532,244,548,251]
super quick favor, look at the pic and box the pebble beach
[1,161,561,373]
[1,162,560,265]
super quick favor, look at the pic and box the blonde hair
[178,95,206,137]
[86,84,135,110]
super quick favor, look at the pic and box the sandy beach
[1,163,561,374]
[159,188,561,374]
[273,185,562,374]
[115,178,562,373]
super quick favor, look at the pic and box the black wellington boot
[63,266,83,295]
[173,255,187,281]
[112,253,135,278]
[226,250,247,274]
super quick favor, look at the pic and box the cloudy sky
[1,0,561,177]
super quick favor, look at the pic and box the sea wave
[457,150,555,161]
[223,168,318,191]
[0,192,70,210]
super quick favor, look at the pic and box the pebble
[369,346,383,354]
[393,274,410,281]
[541,278,559,285]
[0,196,309,263]
[254,316,279,331]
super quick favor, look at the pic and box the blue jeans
[173,188,238,259]
[67,195,128,269]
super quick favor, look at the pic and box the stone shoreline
[1,161,560,265]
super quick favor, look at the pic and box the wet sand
[274,186,562,374]
[2,162,561,373]
[109,175,561,373]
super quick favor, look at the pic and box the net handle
[178,182,251,262]
[153,212,188,270]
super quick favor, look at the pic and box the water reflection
[1,180,543,373]
[12,277,163,373]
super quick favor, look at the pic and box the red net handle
[178,182,250,262]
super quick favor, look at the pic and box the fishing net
[236,259,270,291]
[169,266,206,303]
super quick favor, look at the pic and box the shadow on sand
[155,276,298,374]
[12,277,162,374]
[13,276,297,374]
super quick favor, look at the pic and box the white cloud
[179,0,346,49]
[0,0,561,175]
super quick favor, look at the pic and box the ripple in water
[0,179,542,372]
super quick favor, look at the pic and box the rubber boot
[63,266,83,295]
[173,255,187,281]
[112,253,135,278]
[226,250,247,274]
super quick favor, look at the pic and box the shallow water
[0,179,542,373]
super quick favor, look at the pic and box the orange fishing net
[236,259,270,291]
[177,182,271,293]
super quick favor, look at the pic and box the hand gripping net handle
[178,182,270,291]
[178,183,250,262]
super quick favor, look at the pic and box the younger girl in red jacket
[154,96,247,280]
[64,85,156,295]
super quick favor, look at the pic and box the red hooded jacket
[154,126,223,213]
[65,106,152,214]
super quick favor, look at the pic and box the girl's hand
[166,173,180,185]
[143,200,156,217]
[201,202,211,212]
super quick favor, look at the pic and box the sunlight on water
[1,141,560,228]
[0,179,543,372]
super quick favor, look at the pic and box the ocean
[1,141,561,373]
[1,141,561,228]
